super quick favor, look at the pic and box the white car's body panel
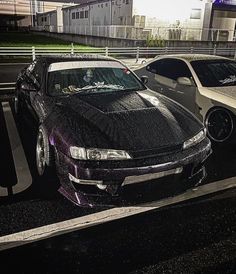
[134,54,236,143]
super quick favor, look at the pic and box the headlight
[70,147,132,160]
[183,129,206,150]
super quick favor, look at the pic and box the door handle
[176,90,184,94]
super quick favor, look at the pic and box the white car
[135,54,236,143]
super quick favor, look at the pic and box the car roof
[157,54,229,62]
[36,54,121,66]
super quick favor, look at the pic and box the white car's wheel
[205,108,234,143]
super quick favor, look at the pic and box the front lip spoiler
[57,138,211,207]
[68,167,184,186]
[59,165,207,208]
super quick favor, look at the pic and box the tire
[36,125,54,177]
[205,107,234,143]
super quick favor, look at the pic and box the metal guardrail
[0,45,236,61]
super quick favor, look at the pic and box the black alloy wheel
[205,108,234,143]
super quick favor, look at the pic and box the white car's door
[144,58,197,113]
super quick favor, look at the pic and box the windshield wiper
[122,87,146,92]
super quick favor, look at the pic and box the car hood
[55,90,203,152]
[199,86,236,109]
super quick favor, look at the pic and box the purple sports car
[15,55,211,207]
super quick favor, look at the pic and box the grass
[0,31,103,62]
[0,31,94,49]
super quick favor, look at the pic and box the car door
[144,58,197,113]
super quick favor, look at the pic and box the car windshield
[191,59,236,87]
[47,61,145,96]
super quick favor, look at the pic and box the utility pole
[13,0,17,29]
[110,0,113,25]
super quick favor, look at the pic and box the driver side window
[147,59,194,88]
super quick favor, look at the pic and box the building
[203,0,236,41]
[61,0,137,38]
[37,4,74,32]
[35,0,236,41]
[0,0,67,29]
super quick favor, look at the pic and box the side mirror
[21,83,38,92]
[177,77,193,86]
[140,75,148,84]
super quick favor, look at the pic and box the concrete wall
[32,30,236,49]
[32,31,143,47]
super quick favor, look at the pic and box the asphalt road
[0,63,236,273]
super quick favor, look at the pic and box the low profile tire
[205,107,234,143]
[36,126,54,178]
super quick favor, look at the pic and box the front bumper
[58,138,211,207]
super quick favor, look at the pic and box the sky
[133,0,205,21]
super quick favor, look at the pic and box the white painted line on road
[0,87,15,91]
[0,82,16,85]
[0,176,235,251]
[0,102,32,197]
[0,186,8,197]
[0,63,29,66]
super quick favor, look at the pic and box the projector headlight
[183,129,206,150]
[70,147,132,160]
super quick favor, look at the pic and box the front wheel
[205,108,234,143]
[36,126,54,177]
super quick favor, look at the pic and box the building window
[72,12,75,19]
[101,4,103,8]
[126,0,129,4]
[76,12,79,19]
[190,9,201,19]
[85,10,89,18]
[106,3,108,7]
[80,11,84,19]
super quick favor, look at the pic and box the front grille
[130,144,182,159]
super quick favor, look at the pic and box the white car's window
[147,58,192,81]
[191,59,236,87]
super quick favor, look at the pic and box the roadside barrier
[0,45,235,61]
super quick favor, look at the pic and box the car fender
[197,87,236,119]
